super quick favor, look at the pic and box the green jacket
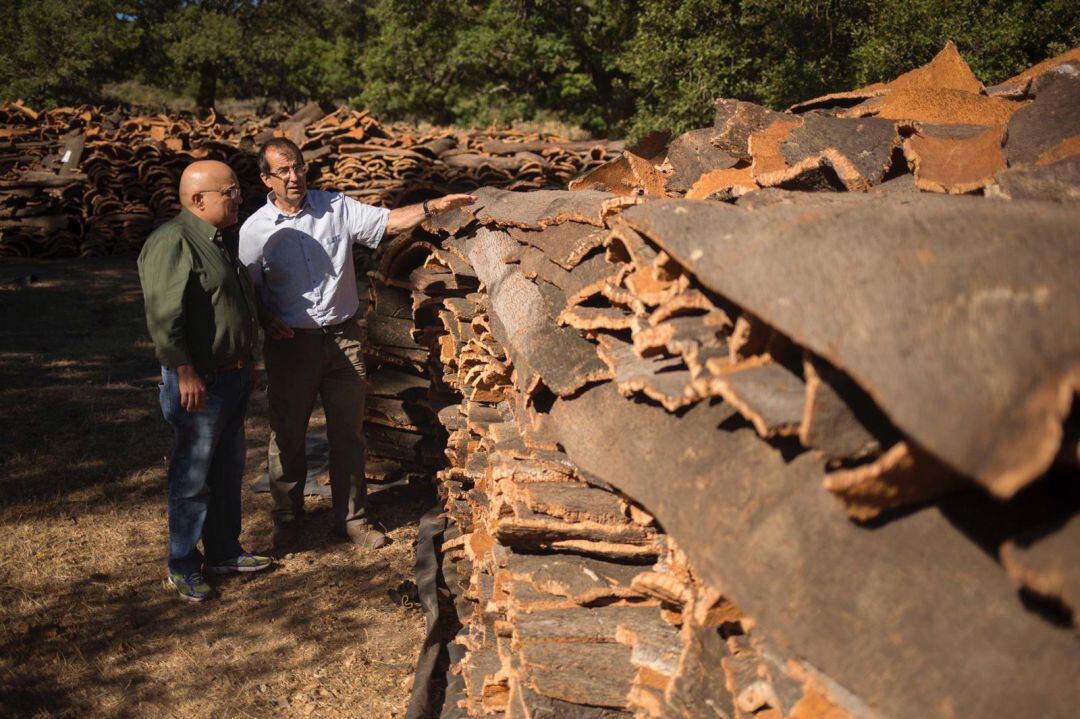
[137,209,257,372]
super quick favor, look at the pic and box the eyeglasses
[200,186,241,198]
[265,163,307,180]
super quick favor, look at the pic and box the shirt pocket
[326,231,347,252]
[324,233,350,275]
[193,253,229,294]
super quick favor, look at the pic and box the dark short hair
[257,138,303,175]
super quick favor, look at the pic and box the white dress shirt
[238,190,390,329]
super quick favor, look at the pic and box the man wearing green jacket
[138,160,271,602]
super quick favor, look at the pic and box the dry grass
[100,82,291,117]
[0,257,427,718]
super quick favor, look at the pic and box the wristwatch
[422,199,433,218]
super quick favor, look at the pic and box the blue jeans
[159,365,251,574]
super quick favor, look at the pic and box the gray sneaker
[164,572,213,602]
[205,553,273,574]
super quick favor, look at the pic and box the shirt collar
[267,191,313,224]
[178,208,221,242]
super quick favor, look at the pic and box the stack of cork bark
[366,45,1079,719]
[571,42,1079,203]
[0,101,620,258]
[360,276,450,479]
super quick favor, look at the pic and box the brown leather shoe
[340,522,388,550]
[272,521,299,548]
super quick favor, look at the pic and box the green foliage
[446,0,637,134]
[0,0,141,106]
[236,0,369,107]
[621,0,1077,139]
[852,0,1080,86]
[1,1,1077,136]
[157,2,248,108]
[620,0,751,139]
[354,0,638,134]
[355,0,465,124]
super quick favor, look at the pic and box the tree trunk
[196,61,218,113]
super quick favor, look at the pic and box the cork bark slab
[712,99,790,159]
[619,617,682,676]
[840,88,1021,127]
[778,113,901,188]
[507,245,573,290]
[787,85,889,115]
[662,627,734,719]
[732,186,882,211]
[365,396,426,432]
[512,246,621,320]
[511,605,663,646]
[460,645,505,713]
[597,335,700,411]
[365,424,440,465]
[549,382,1080,719]
[562,251,626,307]
[823,441,964,521]
[750,118,839,191]
[368,314,422,350]
[427,246,477,279]
[799,355,883,463]
[664,127,740,194]
[519,641,636,709]
[472,186,615,228]
[883,41,986,94]
[634,315,729,379]
[693,360,806,439]
[506,579,582,612]
[1003,66,1080,167]
[405,266,477,294]
[990,157,1080,202]
[685,165,757,200]
[618,196,1080,498]
[467,227,612,397]
[443,296,483,319]
[504,554,644,604]
[569,152,667,197]
[371,284,414,320]
[791,41,984,113]
[507,221,607,269]
[516,481,629,525]
[1000,513,1080,634]
[491,499,655,550]
[903,124,1006,194]
[507,678,633,719]
[648,290,726,326]
[988,47,1080,97]
[558,305,637,331]
[367,367,430,400]
[749,114,900,192]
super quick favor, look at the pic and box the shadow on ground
[0,257,164,507]
[0,257,430,718]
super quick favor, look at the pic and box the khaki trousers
[264,320,367,530]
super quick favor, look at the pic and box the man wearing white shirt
[239,138,474,550]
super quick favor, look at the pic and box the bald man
[138,160,271,602]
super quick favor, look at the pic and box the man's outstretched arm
[386,193,477,235]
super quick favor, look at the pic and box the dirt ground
[0,256,428,718]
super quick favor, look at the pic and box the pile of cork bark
[0,101,620,258]
[362,44,1079,719]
